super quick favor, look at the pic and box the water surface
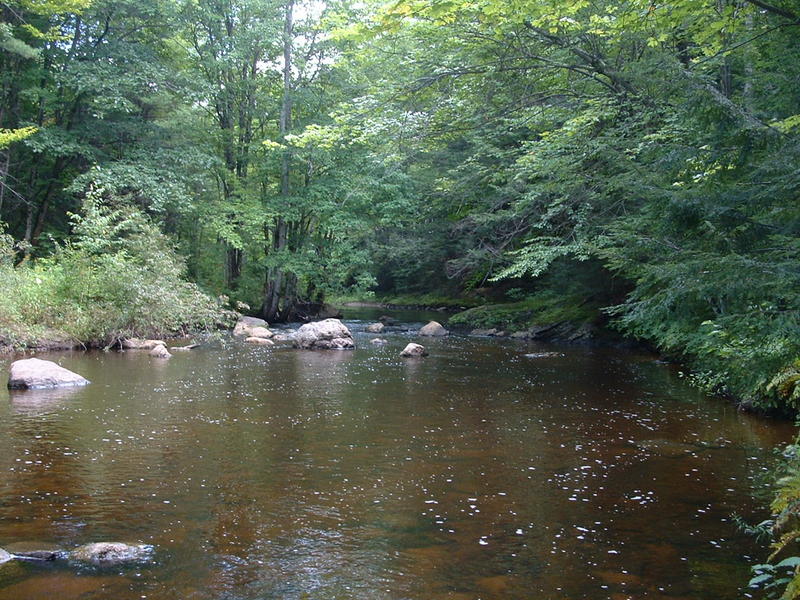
[0,313,793,599]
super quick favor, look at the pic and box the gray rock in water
[419,321,448,337]
[121,338,166,350]
[400,343,428,357]
[170,343,200,352]
[245,336,274,346]
[233,316,268,337]
[148,344,172,359]
[248,326,273,339]
[70,542,153,565]
[271,332,295,343]
[370,338,388,345]
[471,328,497,336]
[8,358,90,390]
[365,322,385,333]
[5,542,63,561]
[294,319,355,350]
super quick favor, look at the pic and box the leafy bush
[0,192,226,348]
[747,441,800,599]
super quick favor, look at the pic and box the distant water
[0,310,793,599]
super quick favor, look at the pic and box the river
[0,308,793,599]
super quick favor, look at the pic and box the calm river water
[0,308,793,600]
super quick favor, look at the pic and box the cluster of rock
[5,316,450,393]
[0,542,153,567]
[232,316,276,346]
[121,337,200,359]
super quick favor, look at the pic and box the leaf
[777,557,800,569]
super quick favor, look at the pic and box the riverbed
[0,310,793,599]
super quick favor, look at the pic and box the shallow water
[0,311,793,600]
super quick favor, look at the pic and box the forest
[0,0,799,412]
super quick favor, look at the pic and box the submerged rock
[121,338,166,350]
[7,358,90,390]
[233,316,268,337]
[471,328,497,336]
[245,337,274,346]
[294,319,355,350]
[70,542,153,566]
[370,338,388,345]
[523,352,563,359]
[149,344,172,359]
[365,322,385,333]
[419,321,448,337]
[271,332,295,343]
[400,343,428,357]
[170,343,200,352]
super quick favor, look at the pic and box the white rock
[419,321,448,336]
[8,358,90,390]
[249,327,274,339]
[233,316,268,337]
[293,319,355,350]
[400,343,428,357]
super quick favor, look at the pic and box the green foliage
[449,290,597,332]
[0,194,224,348]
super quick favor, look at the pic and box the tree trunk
[262,0,294,322]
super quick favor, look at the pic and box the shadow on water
[0,313,795,599]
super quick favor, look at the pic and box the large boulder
[400,343,428,357]
[121,338,166,350]
[70,542,153,566]
[365,322,385,333]
[293,319,355,350]
[8,358,90,390]
[233,316,268,337]
[419,321,448,337]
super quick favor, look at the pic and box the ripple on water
[0,322,794,600]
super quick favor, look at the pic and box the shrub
[0,191,226,348]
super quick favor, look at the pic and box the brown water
[0,311,793,600]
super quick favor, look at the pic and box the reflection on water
[0,321,794,600]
